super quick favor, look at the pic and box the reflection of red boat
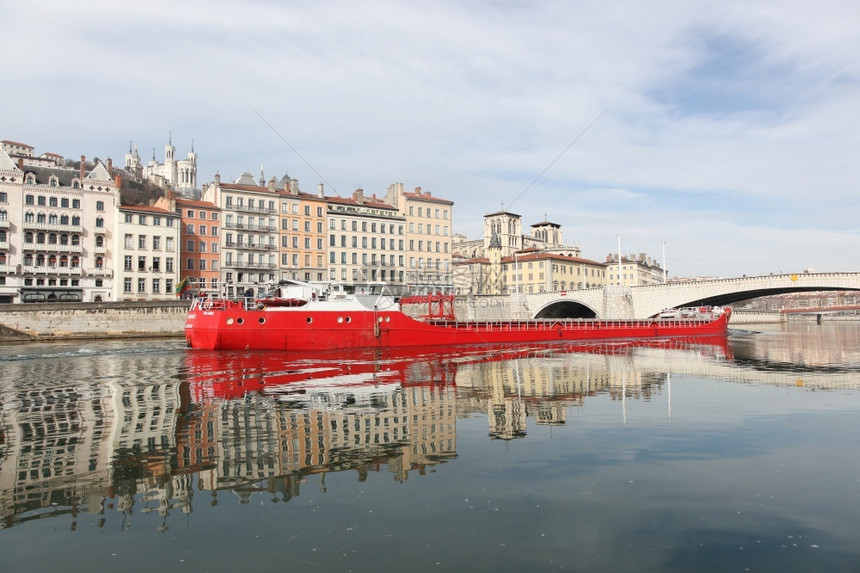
[185,281,732,351]
[184,336,732,401]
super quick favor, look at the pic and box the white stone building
[0,148,118,303]
[125,135,198,194]
[115,204,181,300]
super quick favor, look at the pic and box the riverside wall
[0,301,189,342]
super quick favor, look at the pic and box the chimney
[17,158,23,171]
[80,155,86,182]
[353,188,364,204]
[107,157,113,173]
[415,186,422,195]
[289,179,299,195]
[268,177,276,192]
[214,173,221,186]
[114,175,122,189]
[317,182,324,197]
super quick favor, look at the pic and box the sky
[4,0,859,278]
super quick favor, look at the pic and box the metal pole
[662,241,667,284]
[617,233,622,286]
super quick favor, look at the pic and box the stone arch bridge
[461,272,860,320]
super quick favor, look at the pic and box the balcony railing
[226,261,277,270]
[22,242,84,253]
[22,221,84,233]
[223,221,278,232]
[227,204,276,215]
[21,265,83,275]
[225,241,277,251]
[0,220,10,228]
[86,267,114,277]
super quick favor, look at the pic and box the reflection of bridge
[462,272,860,320]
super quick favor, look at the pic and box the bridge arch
[533,300,598,319]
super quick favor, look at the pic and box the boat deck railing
[426,316,716,332]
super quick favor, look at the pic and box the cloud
[5,0,860,277]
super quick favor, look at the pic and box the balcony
[0,241,8,250]
[227,261,276,271]
[0,264,11,273]
[22,221,84,233]
[229,204,276,215]
[225,241,277,251]
[86,267,114,277]
[93,245,107,254]
[22,242,84,253]
[22,265,83,276]
[0,220,9,228]
[223,221,277,232]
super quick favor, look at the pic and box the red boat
[184,281,731,351]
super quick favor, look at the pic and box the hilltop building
[125,135,198,195]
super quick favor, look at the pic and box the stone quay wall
[0,301,189,342]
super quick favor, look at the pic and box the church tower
[483,210,522,257]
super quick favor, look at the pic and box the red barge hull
[184,300,731,351]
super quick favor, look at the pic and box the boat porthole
[306,317,313,324]
[337,316,344,323]
[385,316,390,322]
[237,318,244,325]
[378,316,383,323]
[258,317,266,325]
[345,316,351,323]
[226,318,234,325]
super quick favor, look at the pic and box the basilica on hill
[124,135,198,196]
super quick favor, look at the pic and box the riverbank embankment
[0,301,189,342]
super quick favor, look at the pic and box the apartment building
[115,204,181,300]
[277,178,327,283]
[0,148,118,303]
[502,250,606,294]
[202,173,279,291]
[155,195,221,294]
[605,253,666,286]
[385,183,454,293]
[326,189,406,287]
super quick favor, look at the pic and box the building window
[96,201,104,211]
[138,278,146,293]
[124,278,132,293]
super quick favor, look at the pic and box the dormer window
[49,176,59,187]
[25,174,35,184]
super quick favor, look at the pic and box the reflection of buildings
[182,382,457,496]
[1,338,748,530]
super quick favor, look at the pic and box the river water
[1,320,859,572]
